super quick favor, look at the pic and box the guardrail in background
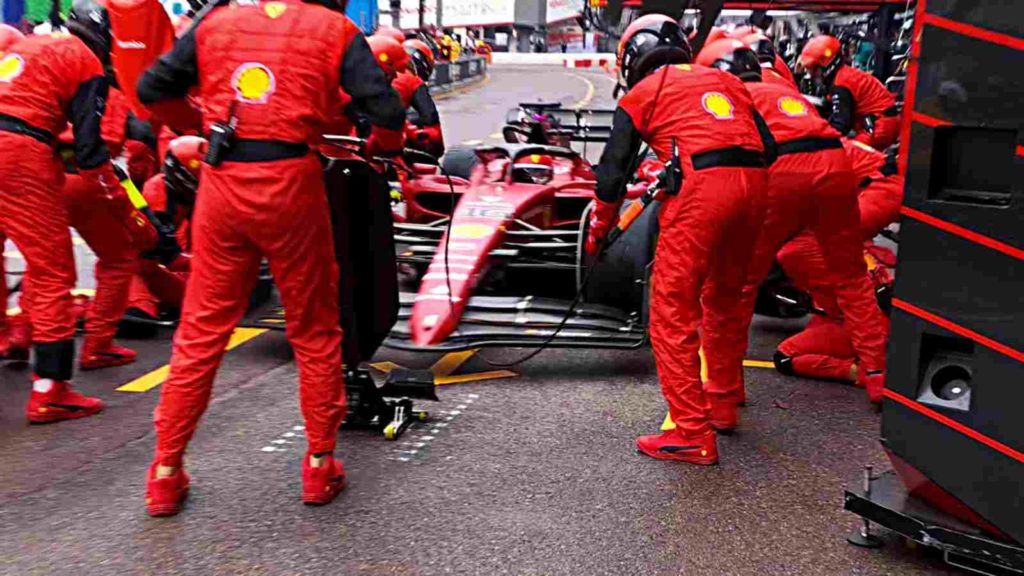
[430,57,488,92]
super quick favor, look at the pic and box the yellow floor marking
[368,361,403,375]
[662,352,774,431]
[489,132,504,139]
[435,370,518,386]
[370,350,518,386]
[72,237,86,246]
[71,288,95,297]
[570,73,596,110]
[3,250,22,259]
[6,307,20,315]
[431,349,479,377]
[117,328,267,393]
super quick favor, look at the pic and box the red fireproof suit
[775,140,903,380]
[830,66,899,151]
[127,176,191,317]
[0,33,114,380]
[703,80,889,407]
[597,64,769,438]
[393,70,444,154]
[138,0,406,467]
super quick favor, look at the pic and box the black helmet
[696,39,762,82]
[617,14,692,90]
[67,0,112,65]
[743,33,777,65]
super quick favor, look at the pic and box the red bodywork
[403,147,655,346]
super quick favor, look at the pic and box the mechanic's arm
[595,107,644,204]
[340,34,406,153]
[827,86,856,136]
[409,84,440,127]
[126,112,158,150]
[137,26,203,133]
[68,73,113,171]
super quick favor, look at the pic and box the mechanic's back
[137,0,405,518]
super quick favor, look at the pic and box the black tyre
[581,200,659,316]
[440,146,479,180]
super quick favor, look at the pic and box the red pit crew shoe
[26,380,105,423]
[636,429,719,465]
[302,453,347,506]
[146,463,191,517]
[858,370,886,405]
[79,340,138,370]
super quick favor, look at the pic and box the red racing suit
[775,140,903,380]
[597,64,769,438]
[828,65,899,151]
[702,79,890,407]
[393,70,444,156]
[771,54,796,87]
[138,0,406,467]
[127,175,191,317]
[0,33,117,380]
[27,87,160,352]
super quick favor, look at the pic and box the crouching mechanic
[137,0,406,516]
[800,35,900,151]
[774,139,903,382]
[368,35,444,157]
[125,136,205,323]
[0,0,165,423]
[696,40,889,416]
[587,15,769,465]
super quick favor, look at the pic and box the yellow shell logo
[777,96,808,118]
[824,48,834,58]
[450,223,494,239]
[701,92,734,120]
[0,53,25,83]
[379,53,389,63]
[675,63,692,71]
[264,1,287,18]
[231,62,275,104]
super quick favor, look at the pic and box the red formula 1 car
[384,103,665,352]
[385,102,819,352]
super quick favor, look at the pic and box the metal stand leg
[848,465,885,548]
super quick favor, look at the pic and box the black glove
[142,210,182,265]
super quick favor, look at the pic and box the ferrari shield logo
[232,62,275,104]
[777,96,809,118]
[701,92,734,120]
[0,54,25,83]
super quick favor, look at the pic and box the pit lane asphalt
[0,66,958,575]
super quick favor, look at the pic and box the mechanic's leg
[809,156,889,402]
[776,316,856,382]
[857,175,904,240]
[131,261,187,318]
[647,194,713,443]
[153,173,261,471]
[64,174,142,369]
[0,136,104,422]
[703,168,797,412]
[641,170,763,463]
[255,160,345,460]
[776,232,841,318]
